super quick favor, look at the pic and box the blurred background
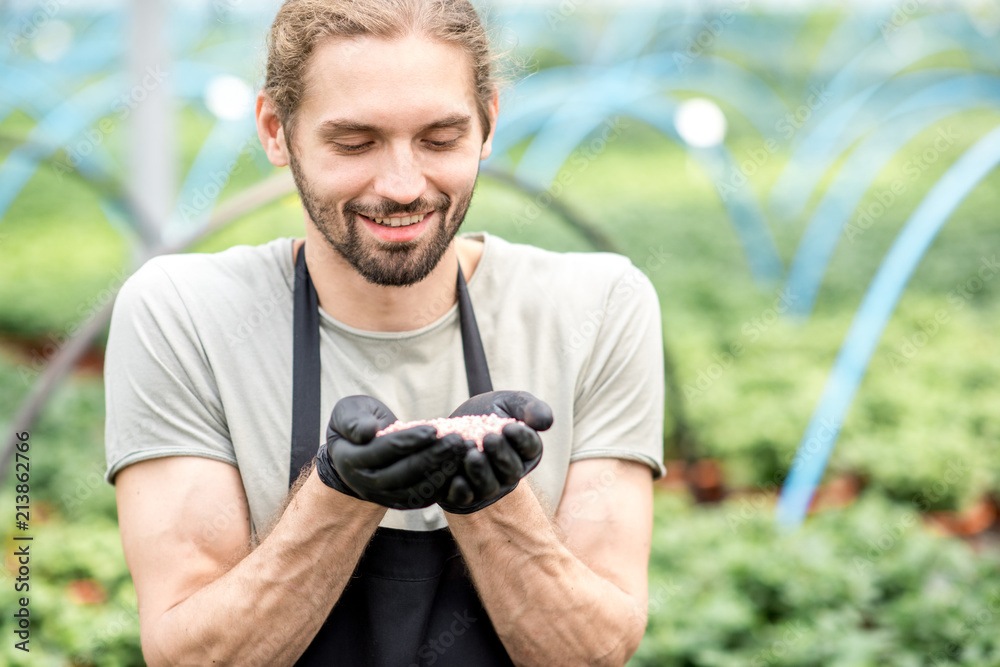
[2,0,1000,664]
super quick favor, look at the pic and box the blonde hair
[264,0,500,144]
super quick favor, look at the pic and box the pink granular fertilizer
[376,414,519,451]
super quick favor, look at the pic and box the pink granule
[376,414,519,451]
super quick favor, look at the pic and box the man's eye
[425,139,459,149]
[333,142,372,153]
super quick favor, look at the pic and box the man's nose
[372,143,427,204]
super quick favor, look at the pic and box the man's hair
[264,0,499,145]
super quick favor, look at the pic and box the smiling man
[105,1,665,666]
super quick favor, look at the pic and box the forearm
[146,468,385,667]
[445,483,646,666]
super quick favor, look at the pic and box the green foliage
[0,368,141,666]
[632,493,1000,667]
[0,520,143,667]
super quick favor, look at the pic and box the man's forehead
[299,32,478,129]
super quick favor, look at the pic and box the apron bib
[289,243,513,666]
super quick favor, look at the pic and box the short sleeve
[104,260,236,484]
[571,265,666,479]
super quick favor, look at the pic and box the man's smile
[356,210,435,243]
[362,211,433,228]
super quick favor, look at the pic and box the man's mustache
[346,197,451,219]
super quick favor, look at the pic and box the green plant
[632,492,1000,667]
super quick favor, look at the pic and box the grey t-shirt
[104,231,665,537]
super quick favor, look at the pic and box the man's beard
[288,150,474,287]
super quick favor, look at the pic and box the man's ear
[479,88,500,161]
[256,92,290,168]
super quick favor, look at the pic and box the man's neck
[292,227,484,332]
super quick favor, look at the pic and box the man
[105,1,665,665]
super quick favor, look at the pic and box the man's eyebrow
[316,114,472,137]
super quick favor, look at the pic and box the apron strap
[289,242,322,487]
[289,242,492,489]
[457,262,493,397]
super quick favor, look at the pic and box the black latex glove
[316,395,467,510]
[438,391,554,514]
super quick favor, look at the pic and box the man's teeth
[373,213,425,227]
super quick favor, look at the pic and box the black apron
[289,243,514,667]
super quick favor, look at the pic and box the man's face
[286,33,494,286]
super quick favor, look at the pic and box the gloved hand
[438,391,553,514]
[316,395,467,510]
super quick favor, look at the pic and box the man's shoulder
[477,232,640,288]
[470,234,658,312]
[114,237,294,332]
[122,238,292,300]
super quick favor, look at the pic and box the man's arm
[116,456,385,666]
[445,457,653,666]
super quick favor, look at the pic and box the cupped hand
[316,395,467,510]
[437,391,553,514]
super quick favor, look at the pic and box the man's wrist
[442,479,531,524]
[314,443,363,497]
[301,468,387,523]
